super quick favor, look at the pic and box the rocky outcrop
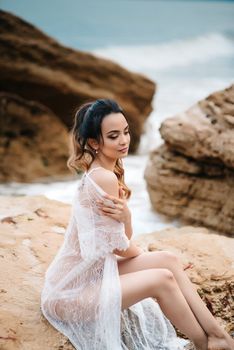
[136,226,234,334]
[0,195,233,349]
[0,195,73,350]
[144,85,234,235]
[159,85,234,168]
[0,10,156,154]
[0,93,69,182]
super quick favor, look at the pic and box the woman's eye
[109,131,129,139]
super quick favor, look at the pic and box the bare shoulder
[90,168,119,197]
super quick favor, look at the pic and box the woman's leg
[120,267,207,350]
[118,251,234,350]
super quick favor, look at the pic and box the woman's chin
[119,152,128,158]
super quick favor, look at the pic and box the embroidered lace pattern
[41,169,188,349]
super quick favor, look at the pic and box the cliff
[0,9,156,165]
[0,93,69,182]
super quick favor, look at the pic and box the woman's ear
[87,138,99,151]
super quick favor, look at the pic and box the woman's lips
[118,147,129,152]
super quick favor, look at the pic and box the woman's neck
[91,157,117,172]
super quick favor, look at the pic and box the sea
[1,0,234,236]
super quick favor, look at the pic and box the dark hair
[67,98,131,198]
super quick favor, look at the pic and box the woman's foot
[208,332,234,350]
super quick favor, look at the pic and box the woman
[41,99,234,350]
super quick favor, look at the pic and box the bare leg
[120,268,207,350]
[117,251,234,350]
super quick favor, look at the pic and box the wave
[92,32,234,72]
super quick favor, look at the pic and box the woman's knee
[150,268,176,294]
[158,251,181,268]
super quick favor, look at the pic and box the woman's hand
[96,187,131,224]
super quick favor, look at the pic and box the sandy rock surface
[0,195,233,349]
[0,195,73,350]
[145,85,234,235]
[0,10,156,155]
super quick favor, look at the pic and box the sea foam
[92,32,234,72]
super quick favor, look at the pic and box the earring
[95,149,99,154]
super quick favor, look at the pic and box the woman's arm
[101,199,144,258]
[123,210,133,240]
[113,241,144,258]
[92,169,144,258]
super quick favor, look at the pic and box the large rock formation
[0,195,233,349]
[144,85,234,235]
[0,93,70,182]
[0,10,156,154]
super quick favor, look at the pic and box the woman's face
[98,112,130,159]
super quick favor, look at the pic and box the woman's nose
[119,133,129,144]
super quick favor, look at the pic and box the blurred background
[1,0,234,236]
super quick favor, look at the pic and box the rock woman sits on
[41,98,234,350]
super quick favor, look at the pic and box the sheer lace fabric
[41,169,188,349]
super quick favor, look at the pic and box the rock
[0,195,72,350]
[0,92,70,182]
[159,85,234,169]
[144,85,234,235]
[136,226,234,334]
[144,144,234,234]
[0,10,156,153]
[0,195,233,349]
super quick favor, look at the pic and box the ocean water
[1,0,234,236]
[93,31,234,153]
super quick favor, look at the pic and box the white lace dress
[41,167,188,349]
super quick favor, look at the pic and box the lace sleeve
[73,180,130,260]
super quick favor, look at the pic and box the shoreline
[0,154,181,236]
